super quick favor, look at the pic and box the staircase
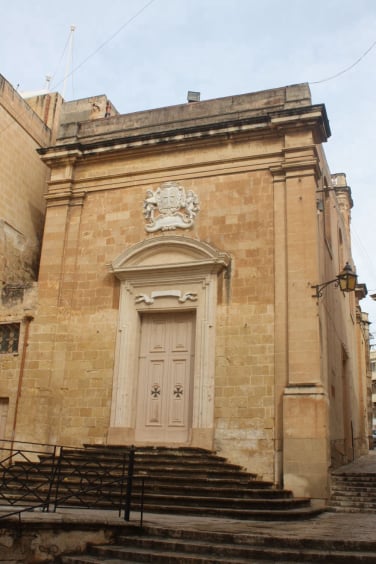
[63,446,320,519]
[329,470,376,513]
[61,521,376,563]
[1,445,321,520]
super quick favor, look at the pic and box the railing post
[53,446,64,512]
[124,445,135,521]
[118,452,127,517]
[44,445,59,512]
[140,477,145,527]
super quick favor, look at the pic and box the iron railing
[0,440,59,511]
[0,440,144,524]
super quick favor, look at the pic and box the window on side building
[0,323,20,354]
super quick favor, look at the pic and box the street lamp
[311,262,357,299]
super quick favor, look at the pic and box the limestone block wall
[0,285,37,442]
[0,76,52,444]
[0,75,51,286]
[16,151,278,480]
[216,303,275,480]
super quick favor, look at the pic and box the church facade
[0,81,370,503]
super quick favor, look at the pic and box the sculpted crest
[143,181,200,232]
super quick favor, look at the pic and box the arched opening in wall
[107,236,230,449]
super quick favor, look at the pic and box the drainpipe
[11,315,33,454]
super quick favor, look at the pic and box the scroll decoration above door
[135,290,198,305]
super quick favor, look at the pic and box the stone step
[333,481,376,485]
[331,487,376,494]
[60,552,268,563]
[331,483,376,490]
[130,502,321,520]
[135,493,308,510]
[329,500,376,511]
[1,481,281,504]
[332,475,376,484]
[331,487,376,495]
[329,502,376,510]
[63,446,244,469]
[0,487,302,513]
[13,460,253,478]
[331,490,376,502]
[128,526,376,552]
[5,468,269,491]
[60,531,376,564]
[329,506,376,514]
[140,476,274,488]
[139,484,285,497]
[332,471,376,477]
[1,496,313,520]
[10,467,258,485]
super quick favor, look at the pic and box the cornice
[38,104,330,166]
[270,144,322,181]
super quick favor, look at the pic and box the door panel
[135,312,195,443]
[169,358,189,426]
[145,360,164,426]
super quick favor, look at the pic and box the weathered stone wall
[0,75,51,292]
[0,77,118,451]
[0,519,121,563]
[0,75,52,444]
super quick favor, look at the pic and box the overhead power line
[50,0,157,92]
[310,38,376,85]
[0,0,157,138]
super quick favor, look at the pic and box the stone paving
[332,450,376,473]
[1,507,374,550]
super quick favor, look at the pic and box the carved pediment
[110,236,230,280]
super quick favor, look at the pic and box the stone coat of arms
[143,181,200,232]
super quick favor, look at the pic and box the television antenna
[62,25,76,99]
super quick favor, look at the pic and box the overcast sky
[2,0,376,335]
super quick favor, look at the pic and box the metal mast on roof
[62,25,76,99]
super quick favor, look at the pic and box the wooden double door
[135,311,195,443]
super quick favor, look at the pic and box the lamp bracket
[311,278,338,299]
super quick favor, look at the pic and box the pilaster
[273,138,330,500]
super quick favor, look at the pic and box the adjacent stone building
[0,78,371,503]
[0,75,56,442]
[371,349,376,429]
[0,74,116,445]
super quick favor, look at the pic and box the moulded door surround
[108,235,230,449]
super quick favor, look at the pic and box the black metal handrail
[0,443,59,511]
[0,476,146,524]
[0,441,144,523]
[52,446,131,514]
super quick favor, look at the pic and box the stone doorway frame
[107,235,230,449]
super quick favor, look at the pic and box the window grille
[0,323,20,354]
